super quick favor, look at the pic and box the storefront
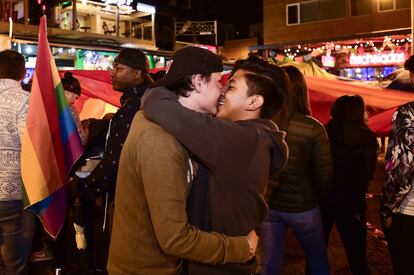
[10,41,170,84]
[322,50,407,81]
[255,34,412,82]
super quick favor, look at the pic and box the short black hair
[233,56,288,119]
[61,71,81,95]
[0,50,25,81]
[405,55,414,73]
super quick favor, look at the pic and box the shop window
[319,0,345,20]
[396,0,410,9]
[351,0,372,16]
[379,0,394,11]
[379,0,410,11]
[287,0,345,25]
[300,2,318,23]
[286,4,299,25]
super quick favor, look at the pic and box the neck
[131,79,144,87]
[178,92,204,113]
[232,111,260,121]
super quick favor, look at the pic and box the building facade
[262,0,412,81]
[264,0,410,46]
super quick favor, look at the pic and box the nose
[110,68,116,77]
[221,85,228,94]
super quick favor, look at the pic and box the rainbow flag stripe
[21,16,83,238]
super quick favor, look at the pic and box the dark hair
[233,56,288,119]
[231,54,263,77]
[61,71,81,96]
[275,66,311,130]
[330,94,367,126]
[166,73,212,97]
[0,50,25,81]
[150,70,166,81]
[405,55,414,73]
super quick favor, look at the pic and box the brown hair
[275,66,311,130]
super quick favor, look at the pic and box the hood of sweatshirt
[245,119,289,176]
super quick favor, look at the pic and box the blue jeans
[0,200,35,275]
[261,207,330,275]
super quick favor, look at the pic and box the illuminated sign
[322,55,335,67]
[102,0,133,7]
[137,3,155,14]
[349,52,406,66]
[175,21,216,36]
[100,1,155,13]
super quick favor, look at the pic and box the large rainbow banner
[21,16,83,238]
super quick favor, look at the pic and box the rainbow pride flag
[21,16,83,238]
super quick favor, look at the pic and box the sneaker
[30,249,54,262]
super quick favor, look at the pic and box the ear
[245,95,264,111]
[192,74,203,93]
[134,69,142,81]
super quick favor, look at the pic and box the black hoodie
[325,119,378,212]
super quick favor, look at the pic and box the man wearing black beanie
[77,48,152,274]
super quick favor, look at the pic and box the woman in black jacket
[262,66,333,275]
[322,95,378,275]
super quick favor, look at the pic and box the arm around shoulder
[138,126,251,264]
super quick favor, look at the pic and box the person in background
[381,55,414,275]
[262,65,333,275]
[0,50,35,274]
[322,95,378,275]
[62,71,88,145]
[71,48,153,274]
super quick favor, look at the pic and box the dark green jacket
[267,113,333,212]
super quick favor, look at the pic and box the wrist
[246,237,255,259]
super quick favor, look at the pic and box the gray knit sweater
[0,79,29,201]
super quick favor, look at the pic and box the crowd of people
[0,45,413,275]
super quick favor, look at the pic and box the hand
[381,215,393,229]
[246,229,258,259]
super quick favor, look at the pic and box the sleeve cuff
[221,236,251,264]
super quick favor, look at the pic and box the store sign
[175,21,216,36]
[322,55,335,67]
[349,52,406,66]
[102,0,133,7]
[101,1,155,13]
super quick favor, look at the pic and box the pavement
[278,153,393,275]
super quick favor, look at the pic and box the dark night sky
[135,0,263,25]
[208,0,262,25]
